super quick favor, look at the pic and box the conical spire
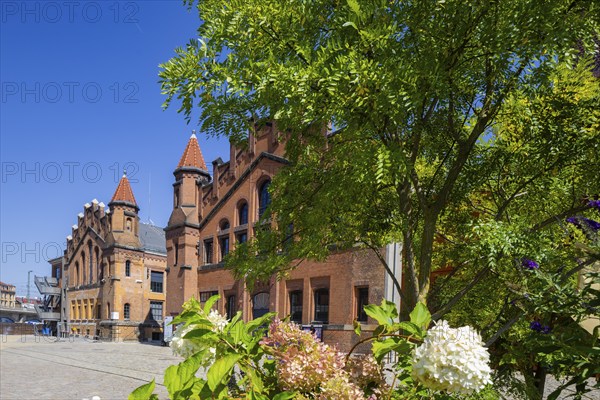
[110,170,137,206]
[177,131,208,170]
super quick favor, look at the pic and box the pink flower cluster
[261,319,369,399]
[344,354,387,396]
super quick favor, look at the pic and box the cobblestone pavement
[2,335,598,399]
[0,335,180,400]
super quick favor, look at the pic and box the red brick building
[165,127,402,351]
[57,176,168,341]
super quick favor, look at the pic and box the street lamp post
[27,270,33,303]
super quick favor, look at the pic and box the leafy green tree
[161,0,598,308]
[159,1,599,395]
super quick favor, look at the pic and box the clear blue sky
[0,1,229,296]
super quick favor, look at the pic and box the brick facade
[166,127,401,352]
[59,176,167,342]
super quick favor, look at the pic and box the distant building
[165,127,401,352]
[50,176,168,341]
[45,127,402,349]
[0,282,16,308]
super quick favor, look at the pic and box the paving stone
[0,335,180,400]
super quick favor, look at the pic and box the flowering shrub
[344,354,387,395]
[411,320,492,395]
[261,319,367,399]
[169,299,229,365]
[130,297,495,400]
[170,324,204,358]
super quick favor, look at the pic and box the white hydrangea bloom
[170,325,203,358]
[207,309,228,332]
[411,320,492,395]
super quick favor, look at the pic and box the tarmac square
[0,335,181,400]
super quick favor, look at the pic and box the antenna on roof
[147,171,152,225]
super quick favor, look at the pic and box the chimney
[248,128,256,156]
[229,139,237,179]
[212,158,223,199]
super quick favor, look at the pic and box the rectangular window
[204,240,213,264]
[313,288,329,324]
[356,287,369,322]
[150,271,164,293]
[200,290,219,303]
[289,290,303,324]
[150,301,163,321]
[220,236,230,259]
[237,232,247,244]
[226,295,236,320]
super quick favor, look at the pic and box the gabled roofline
[198,151,289,230]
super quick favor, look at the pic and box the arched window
[88,241,93,284]
[81,252,86,284]
[252,292,270,319]
[220,219,230,230]
[95,247,100,280]
[258,180,271,218]
[74,262,80,286]
[123,303,130,320]
[125,260,131,277]
[238,202,248,225]
[126,218,132,231]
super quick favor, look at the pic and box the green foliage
[128,379,158,400]
[159,0,600,397]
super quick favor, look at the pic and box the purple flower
[566,216,580,226]
[530,321,542,332]
[521,258,539,270]
[530,321,551,334]
[541,325,552,334]
[568,216,600,232]
[588,200,600,210]
[582,217,600,232]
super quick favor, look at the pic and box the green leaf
[394,321,423,338]
[342,21,357,30]
[207,353,243,391]
[203,294,220,314]
[164,353,203,398]
[183,327,214,339]
[346,0,361,16]
[364,300,398,326]
[372,338,412,362]
[128,379,155,400]
[273,392,297,400]
[353,319,362,336]
[409,303,431,330]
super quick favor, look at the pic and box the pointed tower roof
[110,171,138,208]
[177,132,208,170]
